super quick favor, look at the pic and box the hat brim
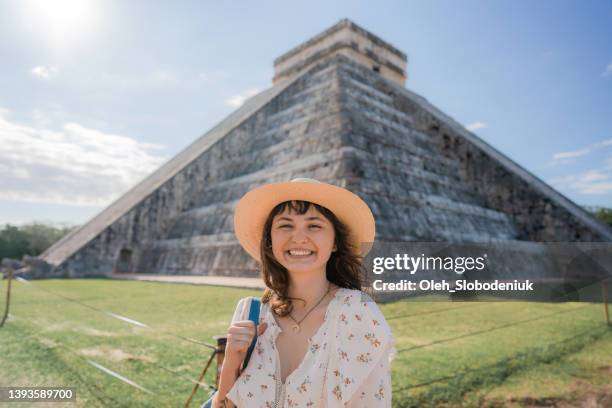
[234,181,375,262]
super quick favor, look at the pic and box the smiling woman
[19,0,102,50]
[204,178,396,408]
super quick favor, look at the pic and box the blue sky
[1,0,611,226]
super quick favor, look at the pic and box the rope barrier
[12,277,218,350]
[394,323,608,394]
[385,303,479,321]
[7,312,217,399]
[5,278,222,405]
[10,324,133,408]
[384,297,585,323]
[396,304,591,353]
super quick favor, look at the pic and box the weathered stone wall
[334,58,520,243]
[274,19,407,86]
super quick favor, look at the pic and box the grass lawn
[0,278,609,407]
[461,332,612,407]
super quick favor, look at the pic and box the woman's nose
[291,228,309,243]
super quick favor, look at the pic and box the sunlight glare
[22,0,101,50]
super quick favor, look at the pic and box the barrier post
[213,336,227,388]
[602,279,610,326]
[183,336,227,408]
[0,266,13,328]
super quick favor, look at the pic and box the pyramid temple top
[273,19,408,86]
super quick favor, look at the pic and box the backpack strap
[199,297,262,408]
[243,297,261,370]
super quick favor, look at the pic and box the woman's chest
[275,308,327,382]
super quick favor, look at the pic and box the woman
[212,178,396,407]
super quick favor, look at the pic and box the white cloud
[465,122,487,131]
[549,169,612,195]
[581,170,609,182]
[225,88,261,108]
[0,112,167,207]
[552,148,591,160]
[603,62,612,77]
[550,137,612,164]
[30,66,58,80]
[579,182,612,194]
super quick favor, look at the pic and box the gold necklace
[288,283,331,333]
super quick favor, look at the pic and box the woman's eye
[278,224,292,229]
[308,224,322,229]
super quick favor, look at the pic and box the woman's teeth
[288,249,313,256]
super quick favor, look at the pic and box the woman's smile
[286,248,315,258]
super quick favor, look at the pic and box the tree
[0,225,30,260]
[594,208,612,227]
[0,223,77,261]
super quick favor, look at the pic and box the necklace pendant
[292,324,300,333]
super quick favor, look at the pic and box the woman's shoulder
[334,288,390,331]
[336,288,382,311]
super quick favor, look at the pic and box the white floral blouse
[226,287,396,407]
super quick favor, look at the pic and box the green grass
[461,327,612,407]
[0,278,609,407]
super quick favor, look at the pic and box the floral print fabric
[226,288,396,407]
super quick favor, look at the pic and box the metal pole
[213,336,227,388]
[0,266,13,328]
[183,336,226,408]
[602,279,610,326]
[184,348,218,408]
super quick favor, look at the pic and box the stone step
[190,149,350,208]
[368,202,518,242]
[347,130,462,181]
[266,76,338,124]
[193,113,344,187]
[342,147,487,203]
[342,75,394,104]
[344,83,419,136]
[137,237,255,276]
[189,139,484,211]
[161,170,516,244]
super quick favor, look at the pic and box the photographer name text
[372,279,534,292]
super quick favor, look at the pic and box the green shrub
[0,223,77,260]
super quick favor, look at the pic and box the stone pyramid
[37,19,612,279]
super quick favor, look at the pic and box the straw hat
[234,178,376,262]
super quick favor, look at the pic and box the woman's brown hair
[259,200,365,317]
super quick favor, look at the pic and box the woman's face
[270,205,336,276]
